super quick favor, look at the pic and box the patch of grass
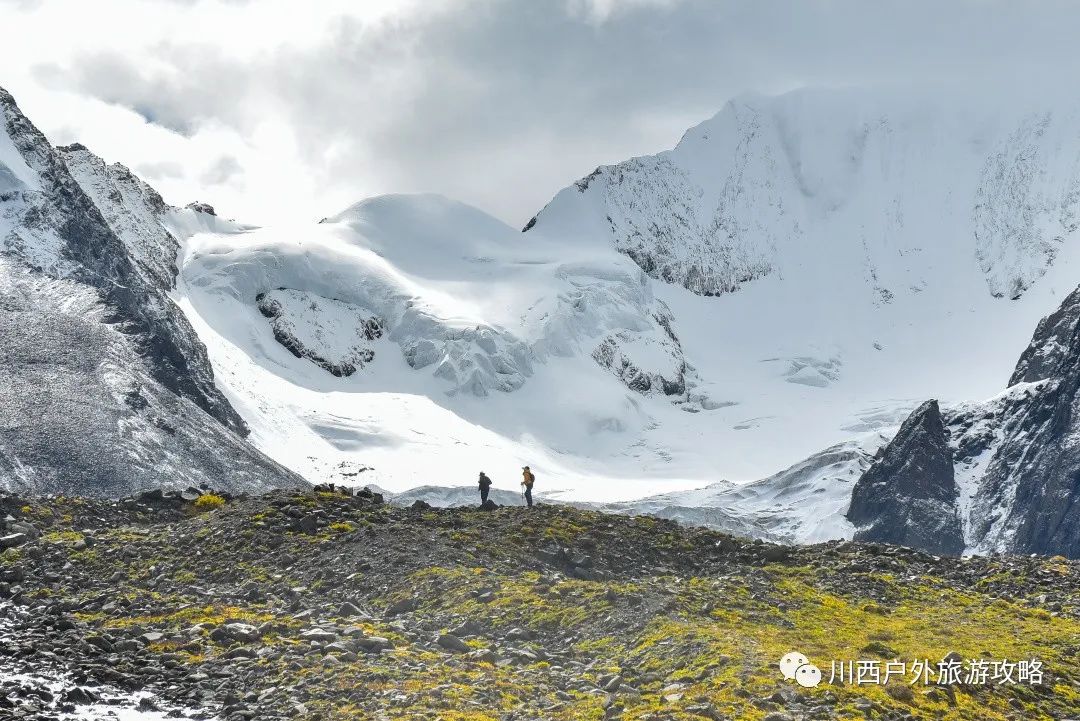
[620,566,1080,720]
[43,530,84,544]
[193,493,226,511]
[102,603,277,631]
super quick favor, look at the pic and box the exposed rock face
[1008,285,1080,385]
[0,87,305,496]
[59,144,180,292]
[1,88,244,435]
[955,285,1080,556]
[256,289,384,378]
[843,286,1080,557]
[185,200,216,216]
[592,333,686,396]
[591,306,688,397]
[847,400,964,555]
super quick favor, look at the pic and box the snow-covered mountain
[171,192,709,495]
[590,439,880,544]
[529,87,1080,303]
[614,284,1080,557]
[159,89,1080,505]
[12,80,1080,559]
[0,88,304,496]
[512,87,1080,497]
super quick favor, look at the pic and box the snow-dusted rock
[256,289,384,378]
[1008,285,1080,385]
[59,143,180,292]
[185,200,216,216]
[592,302,688,396]
[0,87,303,496]
[847,400,965,555]
[844,285,1080,557]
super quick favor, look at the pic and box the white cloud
[565,0,683,23]
[3,0,1080,226]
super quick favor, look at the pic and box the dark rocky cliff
[846,400,964,555]
[848,286,1080,557]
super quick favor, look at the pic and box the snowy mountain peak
[528,88,1080,304]
[834,283,1080,557]
[1008,285,1080,386]
[0,88,48,180]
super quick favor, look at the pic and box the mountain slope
[0,90,244,434]
[0,87,304,496]
[172,193,714,496]
[616,284,1080,557]
[142,87,1080,504]
[595,439,878,544]
[513,87,1080,494]
[4,488,1080,720]
[846,400,965,554]
[528,87,1080,303]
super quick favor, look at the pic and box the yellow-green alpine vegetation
[1,487,1079,720]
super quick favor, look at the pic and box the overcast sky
[3,0,1080,226]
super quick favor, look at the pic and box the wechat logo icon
[780,651,822,688]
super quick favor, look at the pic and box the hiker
[478,471,493,505]
[521,466,535,507]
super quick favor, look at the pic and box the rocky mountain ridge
[0,87,304,497]
[847,284,1080,557]
[528,89,1080,303]
[846,400,966,555]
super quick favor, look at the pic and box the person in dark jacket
[478,471,493,505]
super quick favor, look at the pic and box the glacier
[159,87,1080,510]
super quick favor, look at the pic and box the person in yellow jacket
[521,466,535,508]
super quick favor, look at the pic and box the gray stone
[436,634,470,653]
[0,534,28,549]
[300,629,338,643]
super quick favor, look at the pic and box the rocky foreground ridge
[2,488,1080,720]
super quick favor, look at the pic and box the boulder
[210,623,262,644]
[0,534,28,549]
[436,634,470,653]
